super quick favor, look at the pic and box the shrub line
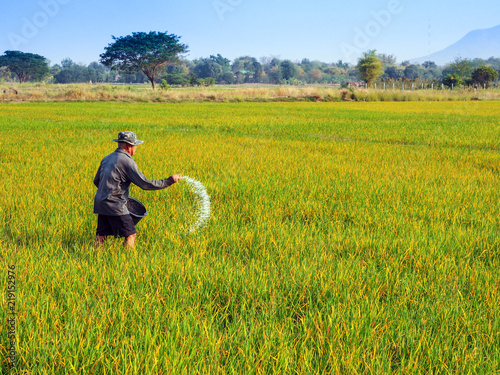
[1,83,498,103]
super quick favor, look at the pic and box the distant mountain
[411,24,500,66]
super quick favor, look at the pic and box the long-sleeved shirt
[93,148,175,216]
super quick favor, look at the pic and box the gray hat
[113,131,144,146]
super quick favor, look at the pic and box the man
[93,131,182,247]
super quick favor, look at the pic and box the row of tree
[357,50,499,89]
[1,31,499,89]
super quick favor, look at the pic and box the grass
[1,82,499,103]
[0,101,500,373]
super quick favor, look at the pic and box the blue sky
[1,0,499,66]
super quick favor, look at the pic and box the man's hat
[113,131,144,146]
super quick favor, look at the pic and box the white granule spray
[181,176,211,233]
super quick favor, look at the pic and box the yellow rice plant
[0,101,499,373]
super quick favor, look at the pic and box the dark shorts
[96,214,136,238]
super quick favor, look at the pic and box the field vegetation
[1,101,500,373]
[1,82,500,103]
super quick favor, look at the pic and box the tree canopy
[472,65,499,88]
[192,58,224,80]
[384,66,403,80]
[356,50,383,87]
[0,50,49,83]
[448,57,474,79]
[280,60,298,81]
[442,73,462,88]
[422,61,437,69]
[231,56,262,83]
[404,64,422,80]
[100,31,188,89]
[53,59,110,84]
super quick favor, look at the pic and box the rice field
[1,101,500,374]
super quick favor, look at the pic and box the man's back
[94,147,175,216]
[94,148,136,216]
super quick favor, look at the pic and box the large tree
[442,73,462,88]
[422,61,437,69]
[471,65,499,88]
[280,60,298,81]
[404,64,422,80]
[384,66,403,80]
[376,53,396,66]
[356,50,383,87]
[231,56,262,83]
[100,31,188,89]
[448,57,474,79]
[192,58,224,80]
[0,50,49,83]
[209,54,231,72]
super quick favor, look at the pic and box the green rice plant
[0,101,499,373]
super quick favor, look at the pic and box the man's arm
[126,161,181,190]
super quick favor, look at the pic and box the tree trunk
[14,71,26,84]
[151,66,157,90]
[143,68,155,89]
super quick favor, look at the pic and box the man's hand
[172,174,184,183]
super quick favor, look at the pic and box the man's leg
[95,215,113,246]
[94,235,107,246]
[124,233,136,248]
[97,214,136,248]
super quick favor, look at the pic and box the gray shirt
[93,148,175,216]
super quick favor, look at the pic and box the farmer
[93,131,182,248]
